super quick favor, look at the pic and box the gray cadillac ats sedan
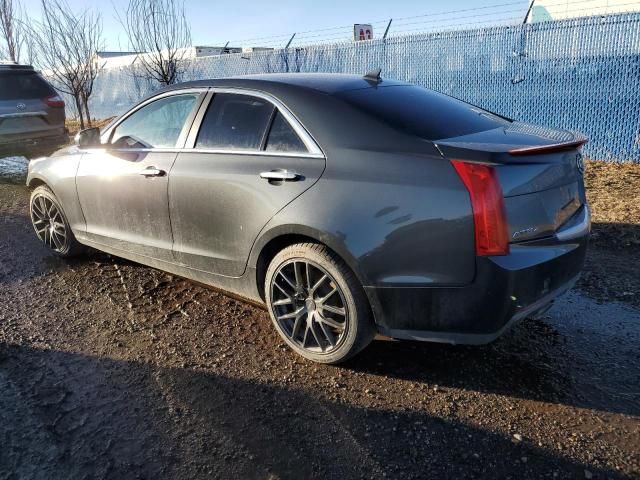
[27,73,590,364]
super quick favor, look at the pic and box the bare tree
[0,0,24,62]
[29,0,104,128]
[118,0,191,86]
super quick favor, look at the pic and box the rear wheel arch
[253,227,369,302]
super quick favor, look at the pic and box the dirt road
[1,158,638,479]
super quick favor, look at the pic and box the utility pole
[383,19,393,40]
[285,33,296,49]
[523,0,536,24]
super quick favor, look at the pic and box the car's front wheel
[265,243,375,364]
[30,185,83,258]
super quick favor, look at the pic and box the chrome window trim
[98,86,325,158]
[100,88,209,144]
[93,147,324,159]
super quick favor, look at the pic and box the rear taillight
[451,160,509,256]
[43,94,65,108]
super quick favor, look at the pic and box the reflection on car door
[169,91,325,277]
[76,92,203,262]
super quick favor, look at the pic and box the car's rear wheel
[265,243,375,364]
[30,185,83,258]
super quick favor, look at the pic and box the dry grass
[65,117,116,137]
[584,160,640,249]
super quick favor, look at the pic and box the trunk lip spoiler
[508,138,588,156]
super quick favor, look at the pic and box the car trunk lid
[437,122,587,244]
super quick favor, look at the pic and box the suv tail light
[43,94,65,108]
[451,160,509,256]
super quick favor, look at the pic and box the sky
[19,0,531,50]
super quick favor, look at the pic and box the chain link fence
[79,12,640,161]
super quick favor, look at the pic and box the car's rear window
[335,85,510,140]
[0,72,55,100]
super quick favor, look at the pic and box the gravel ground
[0,157,638,479]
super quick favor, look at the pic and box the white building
[526,0,640,22]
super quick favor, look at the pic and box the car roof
[163,73,411,95]
[0,63,35,72]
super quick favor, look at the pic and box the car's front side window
[195,93,274,150]
[111,94,199,149]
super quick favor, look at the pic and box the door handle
[259,170,300,181]
[139,167,166,177]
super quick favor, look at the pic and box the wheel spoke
[272,298,293,306]
[310,274,328,295]
[291,311,306,340]
[277,307,304,321]
[309,321,324,350]
[317,287,337,304]
[315,312,337,347]
[278,270,297,292]
[274,280,295,301]
[305,262,313,290]
[293,262,304,289]
[51,230,63,250]
[320,304,346,316]
[32,200,45,217]
[317,313,344,330]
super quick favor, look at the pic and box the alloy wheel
[30,194,68,253]
[270,260,349,354]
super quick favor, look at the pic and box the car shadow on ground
[0,343,626,480]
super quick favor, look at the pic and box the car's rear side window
[265,111,308,153]
[196,93,274,150]
[335,85,510,140]
[0,72,55,100]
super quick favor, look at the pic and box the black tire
[265,242,376,364]
[29,185,84,258]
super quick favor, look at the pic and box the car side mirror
[75,127,102,149]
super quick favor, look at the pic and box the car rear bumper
[365,208,590,344]
[0,132,68,156]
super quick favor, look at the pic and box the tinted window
[0,72,55,100]
[111,94,198,149]
[336,85,510,140]
[196,93,274,150]
[266,111,307,153]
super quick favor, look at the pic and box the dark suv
[0,63,68,158]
